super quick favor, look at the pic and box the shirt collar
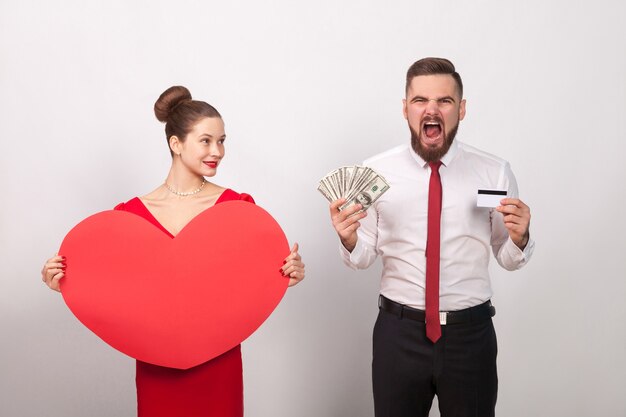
[441,140,459,166]
[408,139,460,168]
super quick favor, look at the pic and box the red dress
[114,189,254,417]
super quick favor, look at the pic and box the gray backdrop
[2,1,625,416]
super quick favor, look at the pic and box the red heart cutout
[59,201,289,369]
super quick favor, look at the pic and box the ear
[402,98,408,120]
[169,136,181,155]
[459,99,466,121]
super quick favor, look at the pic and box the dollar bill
[339,175,390,211]
[317,181,334,201]
[317,165,390,213]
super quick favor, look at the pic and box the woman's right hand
[41,254,65,292]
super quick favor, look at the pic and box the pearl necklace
[164,178,206,197]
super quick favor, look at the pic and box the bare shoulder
[199,182,227,204]
[206,183,227,196]
[139,186,169,209]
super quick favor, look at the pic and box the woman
[41,86,305,416]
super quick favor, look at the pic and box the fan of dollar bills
[317,166,390,211]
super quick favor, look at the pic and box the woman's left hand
[281,243,305,287]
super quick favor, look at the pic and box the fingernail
[282,260,287,265]
[278,268,284,275]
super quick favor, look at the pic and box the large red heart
[59,201,289,369]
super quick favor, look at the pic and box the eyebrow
[409,95,457,103]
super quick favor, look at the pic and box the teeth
[425,122,439,126]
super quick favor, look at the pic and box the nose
[209,142,223,157]
[425,99,440,114]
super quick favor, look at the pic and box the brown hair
[405,57,463,98]
[154,86,221,155]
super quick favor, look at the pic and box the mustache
[422,115,443,124]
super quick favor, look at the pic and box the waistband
[378,295,496,325]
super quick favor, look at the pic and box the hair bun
[154,86,192,122]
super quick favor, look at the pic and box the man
[328,57,533,417]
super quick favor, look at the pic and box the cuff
[503,236,535,266]
[339,238,366,268]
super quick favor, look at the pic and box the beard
[410,119,459,163]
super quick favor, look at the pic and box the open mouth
[422,121,443,140]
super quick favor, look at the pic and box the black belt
[379,295,495,325]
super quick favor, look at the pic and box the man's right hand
[329,198,367,252]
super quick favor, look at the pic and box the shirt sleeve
[339,201,381,270]
[491,162,535,270]
[239,193,255,204]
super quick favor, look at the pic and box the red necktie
[426,161,443,343]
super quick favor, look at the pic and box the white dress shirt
[341,140,535,311]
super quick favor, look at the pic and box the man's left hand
[496,198,531,250]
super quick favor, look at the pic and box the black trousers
[372,306,498,417]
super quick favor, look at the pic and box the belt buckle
[439,312,448,325]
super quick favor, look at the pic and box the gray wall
[1,1,625,416]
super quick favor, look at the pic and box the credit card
[477,189,507,208]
